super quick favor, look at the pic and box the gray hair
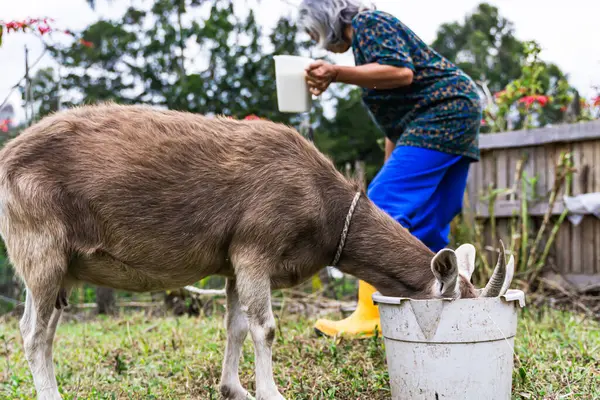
[298,0,375,48]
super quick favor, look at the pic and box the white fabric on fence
[563,193,600,225]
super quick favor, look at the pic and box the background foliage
[0,1,598,310]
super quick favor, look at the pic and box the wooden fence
[465,119,600,291]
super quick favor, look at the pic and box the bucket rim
[372,289,526,308]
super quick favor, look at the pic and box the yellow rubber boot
[314,280,381,338]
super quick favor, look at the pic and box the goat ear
[454,243,476,281]
[431,249,459,293]
[499,254,515,296]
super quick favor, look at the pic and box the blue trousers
[367,145,471,253]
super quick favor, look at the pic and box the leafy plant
[480,41,577,133]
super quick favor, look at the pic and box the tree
[432,3,581,131]
[315,87,384,184]
[85,0,115,9]
[22,67,62,120]
[41,0,322,129]
[431,3,526,93]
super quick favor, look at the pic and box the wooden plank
[495,150,509,199]
[465,163,478,220]
[570,144,584,274]
[580,143,595,274]
[507,148,521,201]
[473,155,484,216]
[544,144,561,272]
[482,154,495,260]
[594,219,600,275]
[483,152,496,194]
[469,166,479,216]
[496,219,510,251]
[555,224,571,275]
[553,142,572,274]
[535,145,548,198]
[523,147,536,199]
[595,142,600,274]
[479,120,600,150]
[475,199,566,218]
[545,144,557,196]
[484,220,493,266]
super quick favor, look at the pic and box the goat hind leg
[20,284,64,400]
[219,278,253,400]
[17,251,67,400]
[45,284,72,380]
[235,271,284,400]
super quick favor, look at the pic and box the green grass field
[1,305,598,399]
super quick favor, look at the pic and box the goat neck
[334,196,437,299]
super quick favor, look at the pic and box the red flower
[1,18,82,46]
[537,96,549,107]
[244,114,261,120]
[480,118,486,126]
[518,96,535,107]
[79,38,94,48]
[38,25,51,35]
[4,22,22,32]
[594,96,600,107]
[519,95,549,107]
[0,119,11,132]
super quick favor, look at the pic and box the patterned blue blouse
[351,10,482,161]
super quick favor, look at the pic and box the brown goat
[0,103,512,400]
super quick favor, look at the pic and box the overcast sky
[1,0,599,123]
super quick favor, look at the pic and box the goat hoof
[256,394,285,400]
[220,384,250,400]
[37,387,62,400]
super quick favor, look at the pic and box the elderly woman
[298,0,483,338]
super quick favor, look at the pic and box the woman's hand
[305,60,339,96]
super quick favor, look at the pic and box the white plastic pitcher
[372,289,526,400]
[273,55,314,113]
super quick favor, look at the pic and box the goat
[0,103,513,400]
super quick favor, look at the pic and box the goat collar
[331,191,361,267]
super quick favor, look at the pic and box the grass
[1,305,598,400]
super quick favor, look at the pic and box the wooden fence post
[96,287,116,315]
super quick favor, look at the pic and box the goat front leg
[219,278,253,400]
[235,270,284,400]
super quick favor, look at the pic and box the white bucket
[273,55,314,113]
[372,289,526,400]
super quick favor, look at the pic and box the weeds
[454,150,577,291]
[0,307,597,399]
